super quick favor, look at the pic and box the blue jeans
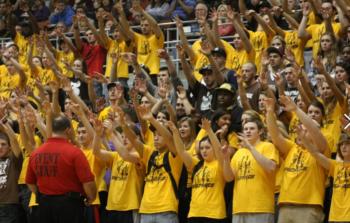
[0,204,20,223]
[140,212,178,223]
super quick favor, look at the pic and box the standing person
[0,122,22,223]
[118,1,164,84]
[224,118,279,223]
[26,115,97,223]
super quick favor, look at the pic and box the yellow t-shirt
[106,151,143,211]
[284,30,307,66]
[192,39,236,81]
[57,50,75,78]
[82,148,105,205]
[98,106,111,121]
[195,129,238,149]
[231,141,279,214]
[249,30,270,72]
[139,147,183,213]
[306,22,341,59]
[33,66,56,85]
[105,38,132,78]
[14,32,40,64]
[278,140,328,206]
[328,160,350,222]
[0,72,20,98]
[230,48,256,75]
[134,32,164,75]
[18,135,42,184]
[323,102,343,153]
[144,126,155,150]
[188,159,226,219]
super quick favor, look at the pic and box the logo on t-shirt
[192,166,214,189]
[285,150,307,172]
[111,160,129,181]
[237,155,255,180]
[0,158,10,189]
[333,166,350,190]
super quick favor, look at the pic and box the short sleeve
[262,143,280,165]
[329,159,337,177]
[74,149,95,183]
[26,155,37,184]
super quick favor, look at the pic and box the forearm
[250,147,276,174]
[298,16,310,39]
[222,156,234,181]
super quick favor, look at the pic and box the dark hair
[198,136,211,160]
[0,132,10,145]
[159,67,169,72]
[337,133,350,160]
[52,115,72,133]
[308,100,325,117]
[336,62,350,82]
[211,109,231,133]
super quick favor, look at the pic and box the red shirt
[26,137,94,195]
[81,42,107,76]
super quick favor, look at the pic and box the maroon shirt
[26,137,94,195]
[80,42,107,76]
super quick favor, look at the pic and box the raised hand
[237,133,253,149]
[201,118,212,132]
[175,16,183,29]
[176,44,185,58]
[313,57,326,74]
[93,118,105,137]
[157,49,170,60]
[263,97,275,112]
[167,120,177,133]
[199,41,212,56]
[279,95,297,112]
[176,85,187,100]
[274,72,284,87]
[210,7,218,21]
[138,106,153,120]
[120,52,137,65]
[61,78,73,93]
[93,72,109,84]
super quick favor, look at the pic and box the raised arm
[82,15,108,49]
[9,58,27,88]
[298,5,311,39]
[229,12,253,52]
[237,75,252,111]
[280,95,330,153]
[265,97,292,157]
[249,10,275,38]
[114,1,135,41]
[298,126,331,170]
[73,16,83,51]
[92,120,114,164]
[168,121,195,170]
[0,122,21,158]
[138,106,176,154]
[175,17,195,62]
[239,134,277,175]
[314,58,345,107]
[201,118,226,166]
[133,2,163,38]
[177,44,196,88]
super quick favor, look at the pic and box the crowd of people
[1,0,350,223]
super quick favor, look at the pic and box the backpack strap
[192,160,204,181]
[163,151,179,200]
[146,151,159,176]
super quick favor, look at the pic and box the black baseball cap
[199,65,213,74]
[107,81,123,90]
[211,47,226,58]
[267,47,283,57]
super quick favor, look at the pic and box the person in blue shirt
[49,0,75,27]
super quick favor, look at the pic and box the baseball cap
[214,83,236,95]
[267,46,283,57]
[199,65,213,75]
[107,81,123,90]
[211,47,226,58]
